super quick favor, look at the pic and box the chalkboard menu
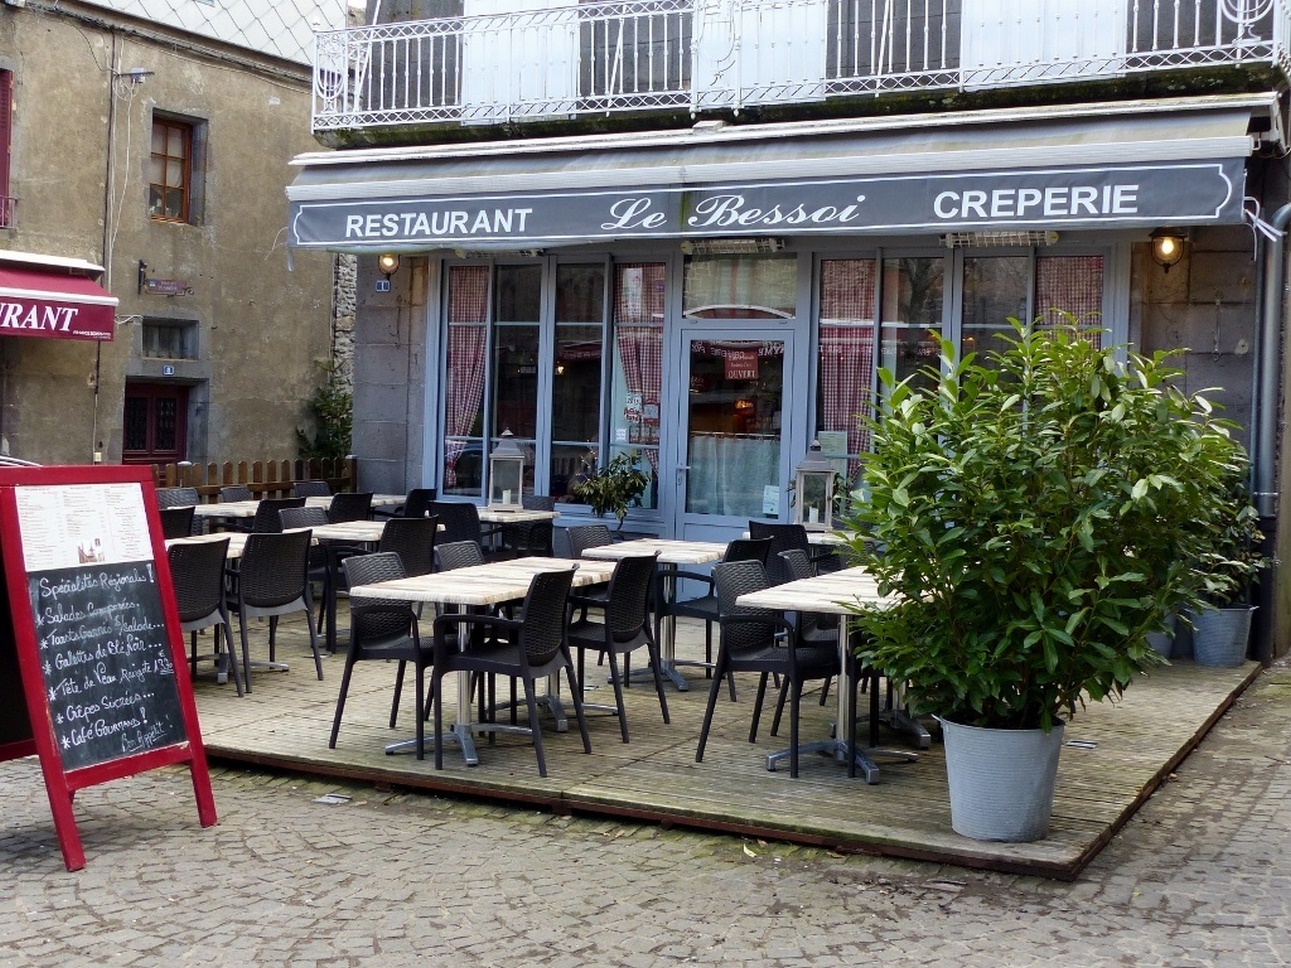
[28,561,186,771]
[0,466,215,871]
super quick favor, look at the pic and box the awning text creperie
[289,160,1243,252]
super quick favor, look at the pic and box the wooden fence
[149,457,358,503]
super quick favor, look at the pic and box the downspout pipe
[1252,202,1291,662]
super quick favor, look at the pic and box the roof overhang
[287,94,1275,253]
[0,252,118,342]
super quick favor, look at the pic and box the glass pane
[682,254,796,318]
[164,188,184,219]
[443,268,490,496]
[494,264,541,322]
[962,256,1030,363]
[167,125,186,156]
[551,323,602,444]
[817,259,876,473]
[148,187,165,218]
[1037,255,1104,346]
[685,339,784,517]
[166,158,184,189]
[123,397,149,451]
[609,263,664,510]
[155,398,178,451]
[880,257,944,395]
[555,264,604,322]
[491,324,539,439]
[151,125,166,154]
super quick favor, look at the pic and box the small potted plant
[571,450,649,530]
[1188,468,1266,667]
[842,320,1244,842]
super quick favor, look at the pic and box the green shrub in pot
[841,320,1247,733]
[570,450,650,529]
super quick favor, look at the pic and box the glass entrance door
[673,329,794,538]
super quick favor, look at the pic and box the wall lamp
[1149,228,1187,273]
[377,253,400,279]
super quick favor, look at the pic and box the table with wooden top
[348,556,616,765]
[735,565,908,784]
[580,537,728,691]
[165,531,251,558]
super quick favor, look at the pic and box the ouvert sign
[288,159,1243,251]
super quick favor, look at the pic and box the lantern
[793,440,835,531]
[488,430,525,508]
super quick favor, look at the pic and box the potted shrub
[1188,468,1266,667]
[571,450,650,530]
[841,321,1246,842]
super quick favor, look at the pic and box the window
[816,259,877,478]
[682,253,797,318]
[123,382,188,464]
[0,69,13,228]
[141,318,198,359]
[149,117,194,222]
[880,256,946,397]
[439,258,659,509]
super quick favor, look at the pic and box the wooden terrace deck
[191,609,1259,880]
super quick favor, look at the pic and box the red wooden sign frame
[0,464,215,870]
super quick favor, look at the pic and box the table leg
[630,569,689,691]
[385,670,480,764]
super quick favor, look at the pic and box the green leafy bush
[296,361,352,461]
[842,320,1249,731]
[571,451,649,528]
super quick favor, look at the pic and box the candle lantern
[488,430,525,508]
[793,440,835,531]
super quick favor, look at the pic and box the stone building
[0,0,345,465]
[288,1,1291,658]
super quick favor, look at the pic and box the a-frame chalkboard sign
[0,464,215,870]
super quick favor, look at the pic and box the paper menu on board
[14,484,154,573]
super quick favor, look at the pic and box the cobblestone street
[1,662,1288,967]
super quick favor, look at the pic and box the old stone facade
[0,0,344,465]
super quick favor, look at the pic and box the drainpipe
[1251,203,1291,662]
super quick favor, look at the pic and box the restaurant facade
[288,1,1291,659]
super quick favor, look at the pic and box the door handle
[675,465,690,483]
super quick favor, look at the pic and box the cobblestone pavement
[1,661,1288,968]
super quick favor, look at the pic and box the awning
[287,95,1272,253]
[0,255,118,342]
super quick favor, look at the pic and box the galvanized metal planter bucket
[1190,605,1255,668]
[938,717,1066,843]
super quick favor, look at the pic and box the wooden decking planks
[190,612,1259,880]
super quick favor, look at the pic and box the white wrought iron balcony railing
[312,0,1290,133]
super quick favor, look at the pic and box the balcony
[312,0,1289,137]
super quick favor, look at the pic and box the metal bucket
[938,717,1065,843]
[1190,605,1255,668]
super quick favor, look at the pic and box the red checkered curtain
[1036,256,1104,348]
[613,263,665,472]
[818,260,876,460]
[445,266,489,484]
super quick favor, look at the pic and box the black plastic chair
[227,530,324,692]
[331,552,432,758]
[564,523,616,621]
[431,567,590,776]
[157,486,199,508]
[397,487,438,518]
[327,491,373,523]
[434,539,485,572]
[251,496,305,533]
[167,536,242,696]
[661,537,772,695]
[771,548,841,720]
[378,515,439,579]
[499,494,555,558]
[567,553,668,743]
[221,484,253,502]
[428,500,502,552]
[695,559,840,778]
[748,521,840,584]
[292,480,332,498]
[160,505,196,539]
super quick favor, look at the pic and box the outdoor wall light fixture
[377,253,400,278]
[1149,228,1186,272]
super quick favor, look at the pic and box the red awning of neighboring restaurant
[0,258,118,342]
